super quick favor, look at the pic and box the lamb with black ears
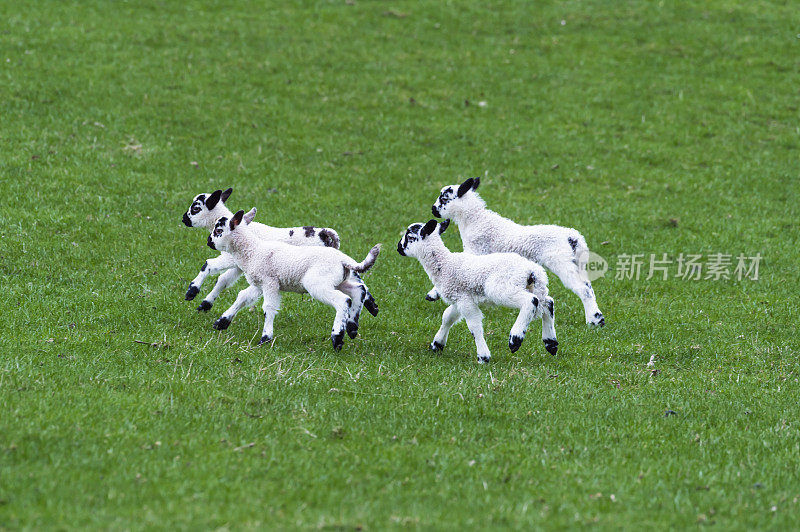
[398,219,557,363]
[181,188,378,322]
[429,177,605,327]
[208,208,381,350]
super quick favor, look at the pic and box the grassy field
[2,0,800,528]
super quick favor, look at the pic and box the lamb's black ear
[439,219,450,234]
[220,187,233,203]
[472,177,480,191]
[230,209,245,229]
[206,189,223,210]
[457,178,474,197]
[420,219,439,239]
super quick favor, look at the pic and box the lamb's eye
[190,204,201,214]
[213,229,223,236]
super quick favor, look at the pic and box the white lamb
[398,219,557,363]
[181,188,378,324]
[208,208,382,350]
[429,178,604,327]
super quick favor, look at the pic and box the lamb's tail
[344,244,381,273]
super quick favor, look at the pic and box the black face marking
[568,237,578,252]
[433,187,456,218]
[399,223,424,254]
[182,212,193,226]
[289,229,294,236]
[303,226,315,237]
[213,217,227,237]
[207,235,216,250]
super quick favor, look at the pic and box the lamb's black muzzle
[207,235,216,250]
[182,212,193,227]
[397,241,406,256]
[431,205,441,218]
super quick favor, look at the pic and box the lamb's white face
[207,208,255,251]
[182,188,232,229]
[397,223,426,257]
[431,177,480,218]
[207,215,233,251]
[397,219,449,257]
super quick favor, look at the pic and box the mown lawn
[1,0,799,528]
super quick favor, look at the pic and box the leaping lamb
[429,178,604,327]
[208,208,381,350]
[181,188,378,325]
[398,219,557,364]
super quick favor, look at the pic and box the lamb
[181,188,378,323]
[207,208,382,350]
[429,178,604,327]
[397,219,557,364]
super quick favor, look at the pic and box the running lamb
[429,178,604,326]
[398,219,557,363]
[182,188,378,322]
[208,208,381,350]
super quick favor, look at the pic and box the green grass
[2,0,800,528]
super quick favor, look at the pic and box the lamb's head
[431,177,481,219]
[182,188,233,228]
[397,219,450,257]
[207,208,257,251]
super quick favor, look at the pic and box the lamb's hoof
[258,335,272,346]
[430,341,444,351]
[185,284,200,301]
[197,300,212,312]
[364,296,379,317]
[477,354,491,364]
[589,312,605,327]
[346,321,359,340]
[425,292,440,302]
[509,335,524,353]
[543,339,558,356]
[331,332,345,351]
[212,317,231,331]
